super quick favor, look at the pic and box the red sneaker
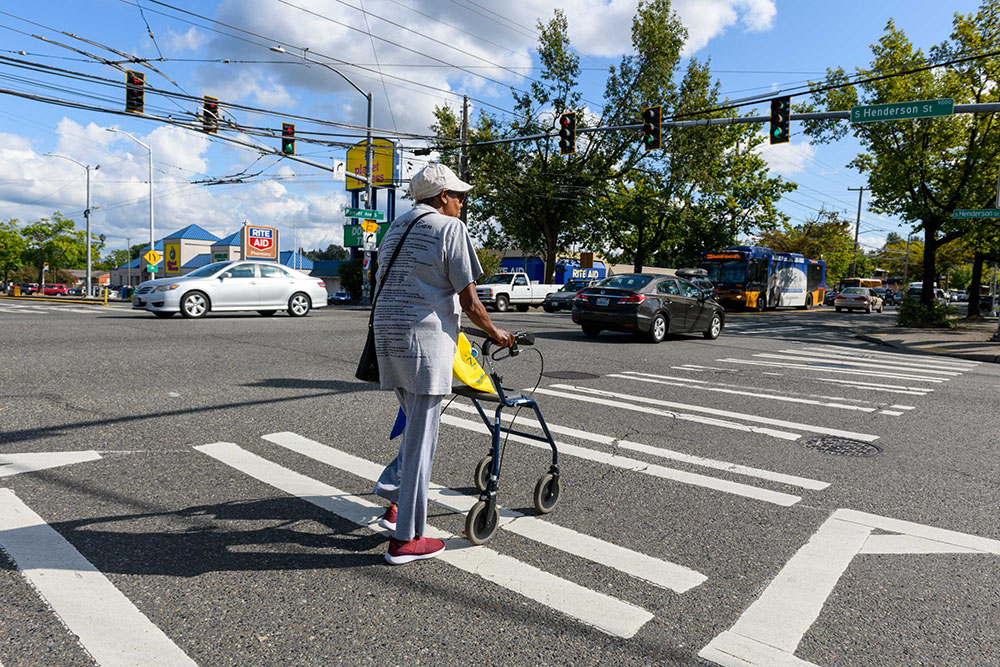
[385,536,445,565]
[378,503,397,531]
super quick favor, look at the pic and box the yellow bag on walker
[453,332,495,393]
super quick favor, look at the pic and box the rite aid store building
[109,223,314,287]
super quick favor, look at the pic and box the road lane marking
[812,377,930,394]
[539,384,880,442]
[774,349,971,374]
[753,353,962,376]
[195,442,653,638]
[806,345,979,369]
[717,358,947,383]
[0,451,102,478]
[699,509,1000,666]
[734,326,807,335]
[262,432,706,594]
[440,415,803,506]
[609,373,880,413]
[877,410,904,416]
[0,489,197,667]
[444,402,829,491]
[675,365,739,373]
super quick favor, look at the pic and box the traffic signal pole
[848,187,865,277]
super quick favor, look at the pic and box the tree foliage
[799,2,1000,305]
[0,219,27,287]
[756,208,867,286]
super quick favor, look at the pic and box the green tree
[97,248,132,272]
[0,219,27,288]
[306,244,349,261]
[799,3,1000,306]
[19,213,87,283]
[339,258,363,300]
[757,208,857,285]
[475,247,501,282]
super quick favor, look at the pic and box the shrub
[896,298,957,328]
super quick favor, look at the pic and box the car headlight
[152,284,180,292]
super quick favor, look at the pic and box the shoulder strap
[368,211,434,325]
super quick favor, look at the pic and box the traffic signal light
[558,111,576,156]
[125,70,144,113]
[642,105,661,151]
[202,96,219,134]
[769,96,790,144]
[281,123,295,155]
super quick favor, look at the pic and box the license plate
[596,297,609,306]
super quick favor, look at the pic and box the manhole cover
[542,371,600,380]
[798,436,882,457]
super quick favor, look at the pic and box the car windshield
[481,274,516,285]
[701,260,747,284]
[841,287,867,295]
[184,262,234,278]
[595,275,654,290]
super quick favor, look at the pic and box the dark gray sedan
[542,280,595,312]
[571,273,725,343]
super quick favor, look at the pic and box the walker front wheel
[533,473,561,514]
[465,500,499,545]
[474,456,493,493]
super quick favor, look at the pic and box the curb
[0,295,129,306]
[854,333,1000,364]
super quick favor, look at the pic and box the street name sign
[953,208,1000,219]
[344,207,385,221]
[143,250,161,265]
[851,98,954,123]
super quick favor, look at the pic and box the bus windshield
[701,260,747,284]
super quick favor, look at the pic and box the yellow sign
[164,243,181,274]
[346,138,396,191]
[143,250,161,265]
[360,219,379,233]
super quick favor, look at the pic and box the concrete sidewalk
[856,317,1000,363]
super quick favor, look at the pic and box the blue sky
[0,0,983,257]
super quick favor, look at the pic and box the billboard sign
[164,243,181,274]
[346,138,397,191]
[242,224,278,260]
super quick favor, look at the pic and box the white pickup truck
[476,272,561,312]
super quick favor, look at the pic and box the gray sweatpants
[373,388,444,541]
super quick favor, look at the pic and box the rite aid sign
[241,224,279,260]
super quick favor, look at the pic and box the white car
[132,260,328,318]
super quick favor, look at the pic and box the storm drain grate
[542,371,600,380]
[798,436,882,457]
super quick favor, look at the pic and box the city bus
[699,245,826,310]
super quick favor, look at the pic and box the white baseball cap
[409,163,472,201]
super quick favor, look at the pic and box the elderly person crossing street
[372,163,514,565]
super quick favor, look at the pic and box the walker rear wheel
[465,500,499,545]
[533,473,561,514]
[474,456,493,493]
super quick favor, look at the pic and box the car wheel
[495,294,509,312]
[287,292,311,317]
[836,307,842,312]
[543,304,557,313]
[756,292,766,312]
[257,310,276,317]
[581,324,601,338]
[516,304,529,312]
[865,304,872,313]
[646,313,667,343]
[878,303,884,313]
[153,311,175,318]
[704,313,722,339]
[180,291,209,318]
[798,295,812,311]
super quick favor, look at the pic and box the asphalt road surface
[1,299,997,666]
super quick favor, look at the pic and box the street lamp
[269,45,375,299]
[105,128,154,281]
[45,154,100,295]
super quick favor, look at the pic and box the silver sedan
[132,260,328,318]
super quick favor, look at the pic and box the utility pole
[848,187,865,278]
[126,237,132,289]
[45,154,99,295]
[460,94,469,225]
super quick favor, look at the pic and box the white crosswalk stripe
[261,431,708,594]
[195,441,655,638]
[717,357,949,383]
[0,489,197,666]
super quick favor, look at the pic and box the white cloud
[674,0,776,54]
[162,27,208,54]
[755,137,816,177]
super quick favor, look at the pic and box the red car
[43,283,68,296]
